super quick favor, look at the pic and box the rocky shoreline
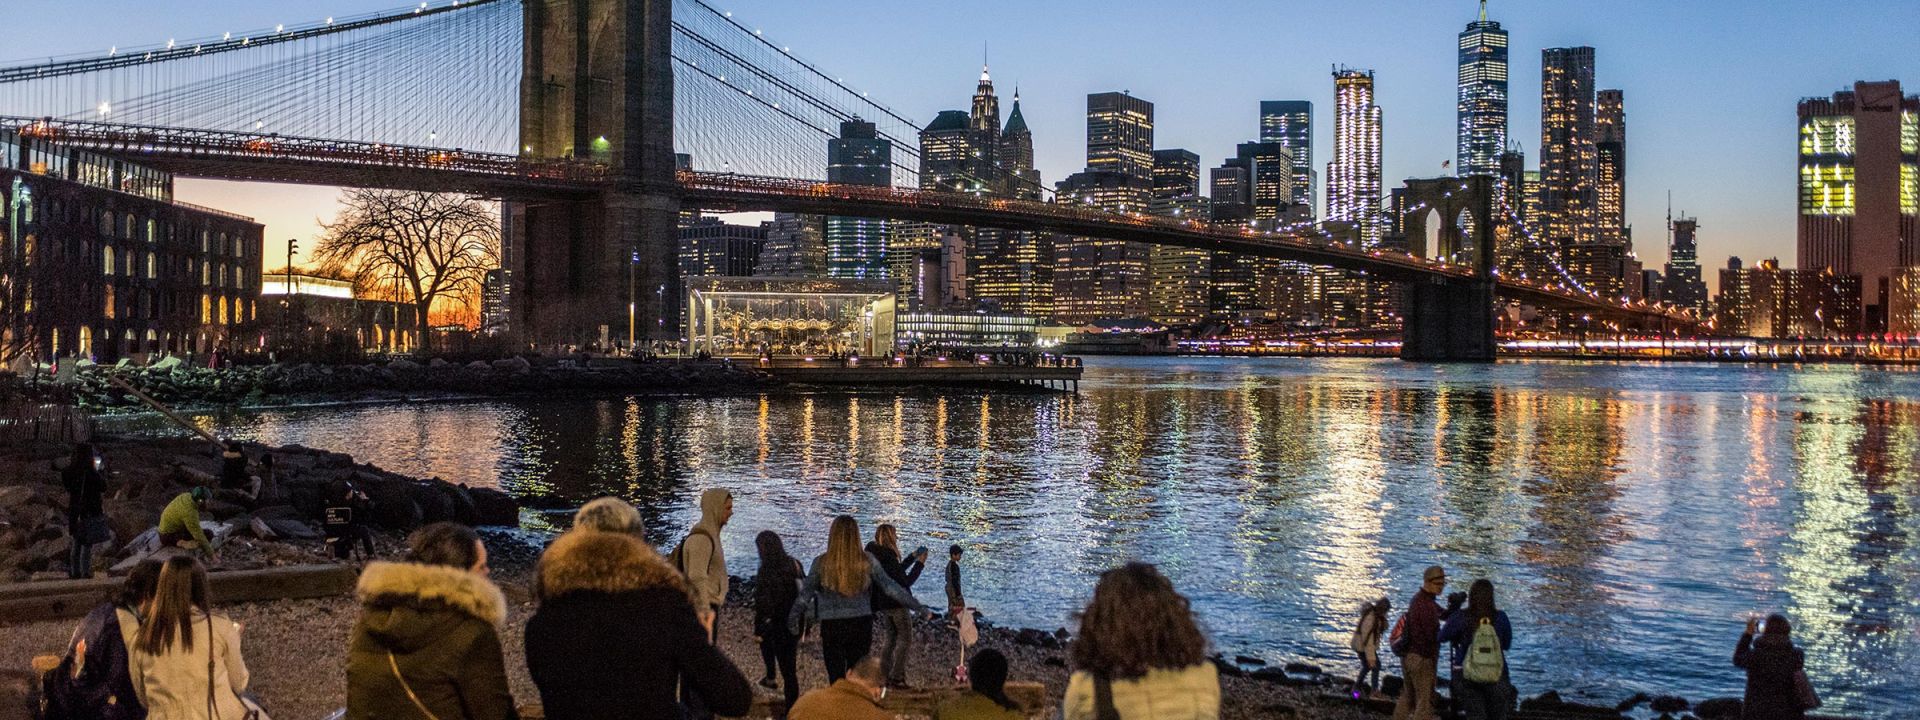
[6,357,780,415]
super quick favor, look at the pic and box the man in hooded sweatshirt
[678,487,734,720]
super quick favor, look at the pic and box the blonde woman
[126,555,266,720]
[866,523,928,689]
[789,515,931,683]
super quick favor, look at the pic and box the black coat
[1734,633,1806,720]
[526,529,752,720]
[61,463,105,519]
[866,542,923,612]
[754,556,804,638]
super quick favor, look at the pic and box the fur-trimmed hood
[355,561,507,652]
[537,528,687,600]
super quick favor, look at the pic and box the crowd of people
[39,468,1825,720]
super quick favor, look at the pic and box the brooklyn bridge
[0,0,1695,361]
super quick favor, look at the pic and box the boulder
[1380,675,1403,697]
[1693,698,1742,719]
[10,535,67,573]
[362,481,423,530]
[1209,655,1245,678]
[262,517,321,540]
[428,358,450,368]
[1617,692,1652,712]
[388,359,421,371]
[469,488,520,527]
[492,357,532,374]
[466,361,491,371]
[1650,696,1689,713]
[1235,655,1265,667]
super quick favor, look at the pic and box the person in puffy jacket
[1062,562,1219,720]
[346,522,516,720]
[525,528,751,720]
[788,515,931,683]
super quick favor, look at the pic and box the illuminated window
[146,252,155,279]
[1800,116,1855,157]
[1903,164,1918,215]
[1904,111,1918,155]
[103,246,115,275]
[1800,164,1855,215]
[104,285,115,319]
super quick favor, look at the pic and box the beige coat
[1062,663,1220,720]
[123,610,258,720]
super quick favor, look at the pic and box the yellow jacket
[1063,663,1219,720]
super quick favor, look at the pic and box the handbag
[1793,669,1821,710]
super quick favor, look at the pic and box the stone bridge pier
[1397,175,1498,362]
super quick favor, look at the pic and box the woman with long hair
[60,442,110,579]
[1063,562,1218,720]
[125,555,263,720]
[1349,596,1390,698]
[754,530,806,707]
[788,515,930,683]
[866,523,927,689]
[1734,614,1811,720]
[1439,579,1514,720]
[347,522,515,720]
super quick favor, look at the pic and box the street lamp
[281,238,298,353]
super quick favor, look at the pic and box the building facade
[1665,214,1710,315]
[1797,81,1920,333]
[1,127,262,362]
[1086,92,1155,184]
[679,218,768,279]
[1540,47,1598,251]
[1147,194,1212,326]
[1457,1,1509,178]
[1259,100,1314,212]
[825,118,893,279]
[1717,257,1861,338]
[1595,89,1628,247]
[1053,170,1152,323]
[1327,68,1383,247]
[755,213,826,277]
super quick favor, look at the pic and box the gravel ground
[2,537,1382,720]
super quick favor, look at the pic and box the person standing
[218,442,261,503]
[1734,614,1811,720]
[678,488,735,634]
[753,530,806,709]
[60,443,110,579]
[866,523,926,689]
[346,523,516,720]
[125,555,265,720]
[1350,597,1390,698]
[157,488,215,557]
[1439,580,1513,720]
[1061,562,1219,720]
[945,544,966,618]
[789,515,931,683]
[524,529,751,720]
[1393,565,1453,720]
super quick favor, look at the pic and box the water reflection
[108,358,1920,718]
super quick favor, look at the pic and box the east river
[110,357,1918,716]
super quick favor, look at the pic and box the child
[1350,597,1390,698]
[945,544,966,618]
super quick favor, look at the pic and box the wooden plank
[519,681,1051,719]
[0,564,355,624]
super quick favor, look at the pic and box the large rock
[470,488,520,526]
[1693,698,1742,719]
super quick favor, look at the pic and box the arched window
[102,246,115,275]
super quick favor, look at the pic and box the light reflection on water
[108,357,1920,716]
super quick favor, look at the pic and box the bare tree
[314,190,499,352]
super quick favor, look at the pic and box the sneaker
[758,676,778,690]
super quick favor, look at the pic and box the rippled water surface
[113,358,1920,716]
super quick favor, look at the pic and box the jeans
[1355,655,1381,694]
[879,608,913,685]
[759,625,800,707]
[67,537,93,579]
[1453,678,1510,720]
[819,616,874,684]
[1393,652,1438,720]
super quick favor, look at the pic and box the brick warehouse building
[2,125,263,362]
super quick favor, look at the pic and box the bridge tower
[510,0,680,348]
[1398,175,1498,361]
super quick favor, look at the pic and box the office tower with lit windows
[973,87,1051,317]
[1259,100,1314,212]
[1798,80,1920,332]
[1086,92,1155,184]
[1540,47,1598,249]
[1665,214,1709,314]
[1148,193,1212,326]
[1595,90,1627,246]
[824,118,893,279]
[919,110,976,193]
[1237,141,1296,228]
[998,90,1041,195]
[970,65,1002,168]
[1457,1,1509,178]
[1717,257,1861,338]
[1051,92,1155,323]
[679,218,767,279]
[1327,68,1383,247]
[754,213,826,277]
[1153,149,1201,199]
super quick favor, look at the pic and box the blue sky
[10,0,1920,283]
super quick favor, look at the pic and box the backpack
[1462,617,1505,684]
[1388,613,1410,657]
[668,526,716,577]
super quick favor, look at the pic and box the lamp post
[281,239,298,353]
[627,249,637,353]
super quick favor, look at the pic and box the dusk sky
[10,0,1920,289]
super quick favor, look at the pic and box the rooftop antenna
[1479,0,1488,22]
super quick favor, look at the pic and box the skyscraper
[1237,141,1296,228]
[1152,149,1202,199]
[825,118,893,279]
[1798,80,1919,331]
[754,213,826,278]
[919,110,978,192]
[1086,92,1155,184]
[1148,194,1212,326]
[969,64,1002,186]
[998,89,1041,196]
[1456,0,1509,177]
[1665,213,1709,315]
[1540,47,1597,248]
[1327,68,1383,246]
[1259,100,1314,212]
[974,87,1051,317]
[1595,89,1627,246]
[1053,169,1153,323]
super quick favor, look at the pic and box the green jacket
[347,561,518,720]
[157,493,210,550]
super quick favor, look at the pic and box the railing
[0,401,92,447]
[171,199,256,222]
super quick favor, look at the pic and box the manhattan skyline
[9,0,1920,285]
